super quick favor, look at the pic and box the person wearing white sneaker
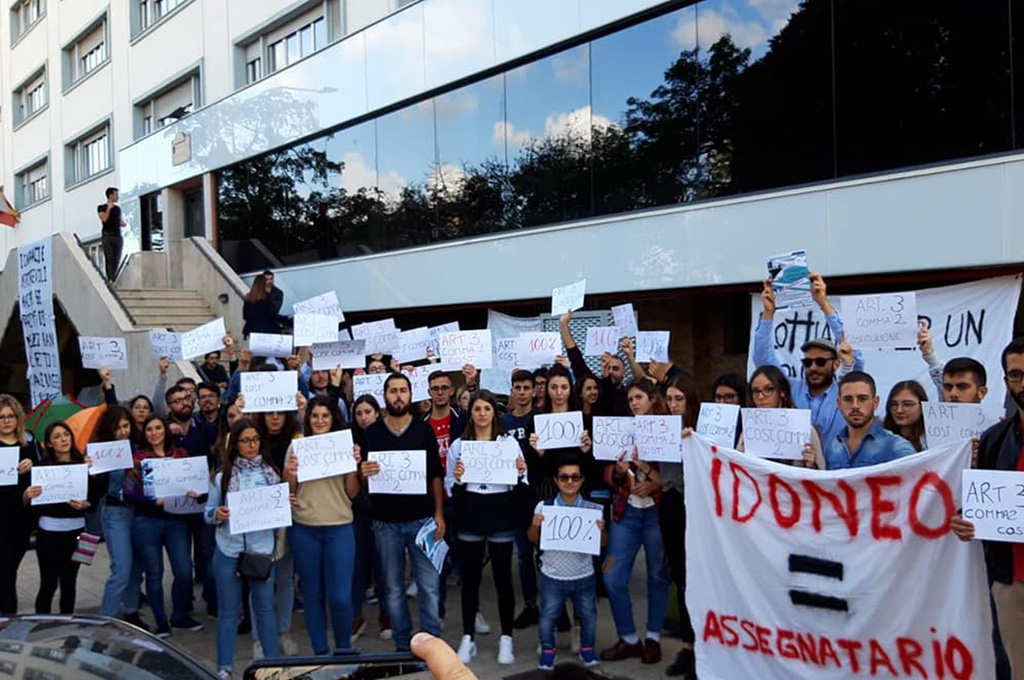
[456,634,477,664]
[497,634,515,665]
[474,612,491,635]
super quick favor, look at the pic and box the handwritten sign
[584,327,620,356]
[31,464,88,505]
[0,447,19,486]
[460,440,520,485]
[312,339,367,370]
[164,495,204,515]
[540,505,602,556]
[767,249,813,310]
[86,440,134,475]
[149,329,183,360]
[367,451,427,495]
[740,408,812,460]
[611,303,638,338]
[480,338,518,394]
[292,291,345,321]
[396,327,431,363]
[534,412,584,450]
[293,430,356,483]
[146,456,210,498]
[351,319,399,355]
[439,330,493,369]
[428,322,460,356]
[18,239,62,407]
[551,279,586,316]
[592,417,636,461]
[79,336,128,370]
[962,470,1024,542]
[249,333,293,358]
[696,403,740,449]
[923,402,993,447]
[515,332,560,368]
[635,331,670,363]
[228,482,293,535]
[404,367,432,402]
[180,318,226,360]
[842,292,918,349]
[293,313,338,347]
[241,371,298,413]
[353,373,389,404]
[634,415,682,462]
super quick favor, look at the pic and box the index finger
[411,633,477,680]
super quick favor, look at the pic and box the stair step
[132,312,215,321]
[120,298,211,309]
[118,289,206,300]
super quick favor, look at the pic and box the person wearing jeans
[373,518,443,649]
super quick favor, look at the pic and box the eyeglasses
[556,474,583,483]
[1006,370,1024,384]
[0,414,17,422]
[888,400,920,411]
[801,357,833,368]
[714,392,740,404]
[429,386,453,393]
[238,436,261,446]
[751,386,776,399]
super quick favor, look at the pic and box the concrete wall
[178,236,248,343]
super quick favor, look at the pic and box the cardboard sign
[634,415,682,462]
[740,408,813,460]
[164,495,204,515]
[767,249,813,310]
[551,279,586,316]
[439,330,493,369]
[515,332,560,368]
[696,403,740,449]
[611,303,639,338]
[293,430,357,483]
[241,371,298,413]
[396,327,431,363]
[351,319,400,355]
[923,402,993,447]
[249,333,293,358]
[228,482,293,535]
[459,440,520,485]
[293,313,338,347]
[584,327,620,356]
[635,331,670,363]
[592,416,636,461]
[86,440,134,475]
[540,505,602,556]
[149,329,183,360]
[180,318,226,360]
[353,373,389,405]
[0,447,19,487]
[311,339,367,370]
[842,292,919,349]
[31,464,89,505]
[962,469,1024,543]
[146,456,210,498]
[367,451,427,495]
[292,291,345,321]
[79,336,128,370]
[534,412,584,450]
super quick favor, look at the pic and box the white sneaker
[571,625,581,653]
[456,635,477,664]
[406,581,418,598]
[497,635,515,665]
[279,634,299,656]
[475,612,491,635]
[217,670,231,680]
[252,640,263,659]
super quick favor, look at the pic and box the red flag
[0,189,18,228]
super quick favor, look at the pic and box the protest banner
[241,371,298,413]
[396,327,431,363]
[0,447,19,486]
[636,331,670,363]
[767,249,813,310]
[841,292,918,349]
[696,403,740,449]
[293,313,338,347]
[86,440,134,475]
[149,329,183,360]
[551,279,586,316]
[228,482,293,535]
[634,415,682,462]
[78,337,128,370]
[164,495,204,515]
[459,440,520,485]
[145,456,210,498]
[367,451,427,495]
[293,430,356,483]
[31,464,88,505]
[515,332,560,368]
[534,412,584,450]
[923,402,994,447]
[180,318,226,360]
[684,436,993,679]
[540,505,602,556]
[249,333,293,358]
[311,339,366,370]
[18,239,61,407]
[351,319,400,355]
[585,327,620,356]
[592,416,636,461]
[439,330,492,369]
[611,303,639,338]
[353,373,388,404]
[962,470,1024,542]
[292,291,345,321]
[740,408,812,460]
[747,275,1021,423]
[403,366,431,402]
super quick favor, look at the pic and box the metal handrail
[73,233,137,326]
[188,237,248,299]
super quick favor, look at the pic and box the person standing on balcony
[97,187,126,283]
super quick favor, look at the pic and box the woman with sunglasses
[882,380,928,452]
[741,366,823,468]
[0,394,37,615]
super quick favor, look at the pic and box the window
[10,0,44,43]
[16,158,48,208]
[266,17,327,74]
[66,123,111,186]
[63,15,108,90]
[12,67,47,126]
[246,57,261,85]
[238,5,334,88]
[135,0,188,36]
[134,70,201,139]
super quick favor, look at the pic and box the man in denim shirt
[824,372,917,469]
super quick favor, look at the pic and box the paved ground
[14,545,682,679]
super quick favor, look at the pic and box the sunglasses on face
[557,474,583,483]
[801,357,834,368]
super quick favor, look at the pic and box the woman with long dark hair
[128,395,154,431]
[527,364,592,501]
[741,365,823,468]
[242,274,286,337]
[0,394,36,615]
[883,380,928,451]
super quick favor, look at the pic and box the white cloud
[337,151,405,201]
[423,1,493,63]
[435,91,479,118]
[493,120,532,148]
[543,106,614,143]
[427,164,468,195]
[551,48,588,84]
[671,0,799,52]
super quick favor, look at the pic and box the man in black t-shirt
[360,373,445,651]
[97,187,125,282]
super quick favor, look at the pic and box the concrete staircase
[117,289,217,330]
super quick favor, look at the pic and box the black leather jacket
[977,410,1024,584]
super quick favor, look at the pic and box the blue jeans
[514,526,538,606]
[352,514,386,617]
[132,514,193,626]
[252,550,294,639]
[213,549,278,672]
[374,517,441,651]
[289,523,355,654]
[539,574,596,651]
[604,504,670,639]
[100,504,134,617]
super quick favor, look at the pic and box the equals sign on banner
[788,554,848,612]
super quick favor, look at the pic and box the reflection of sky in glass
[690,0,800,57]
[505,44,591,153]
[376,106,435,198]
[436,74,506,177]
[324,121,377,194]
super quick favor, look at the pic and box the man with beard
[195,382,221,424]
[560,312,630,416]
[360,373,445,652]
[822,372,916,469]
[754,272,858,444]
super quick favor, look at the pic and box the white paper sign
[584,327,620,356]
[740,408,813,460]
[404,367,432,402]
[396,327,432,363]
[293,430,357,483]
[439,330,493,369]
[293,313,338,347]
[146,456,210,498]
[228,482,293,535]
[292,291,345,321]
[842,292,919,349]
[164,495,204,515]
[635,331,670,362]
[480,338,518,394]
[551,279,586,316]
[0,447,19,486]
[249,333,293,358]
[338,328,352,341]
[353,373,389,404]
[31,464,89,505]
[19,239,62,407]
[367,451,428,495]
[86,440,134,475]
[351,319,400,355]
[428,322,460,356]
[460,440,520,485]
[149,329,183,360]
[534,412,584,450]
[962,470,1024,542]
[241,371,299,413]
[696,403,740,449]
[592,416,636,461]
[540,505,602,556]
[923,402,993,447]
[312,339,367,370]
[634,415,682,462]
[180,318,226,360]
[515,332,560,368]
[611,303,639,338]
[79,337,128,370]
